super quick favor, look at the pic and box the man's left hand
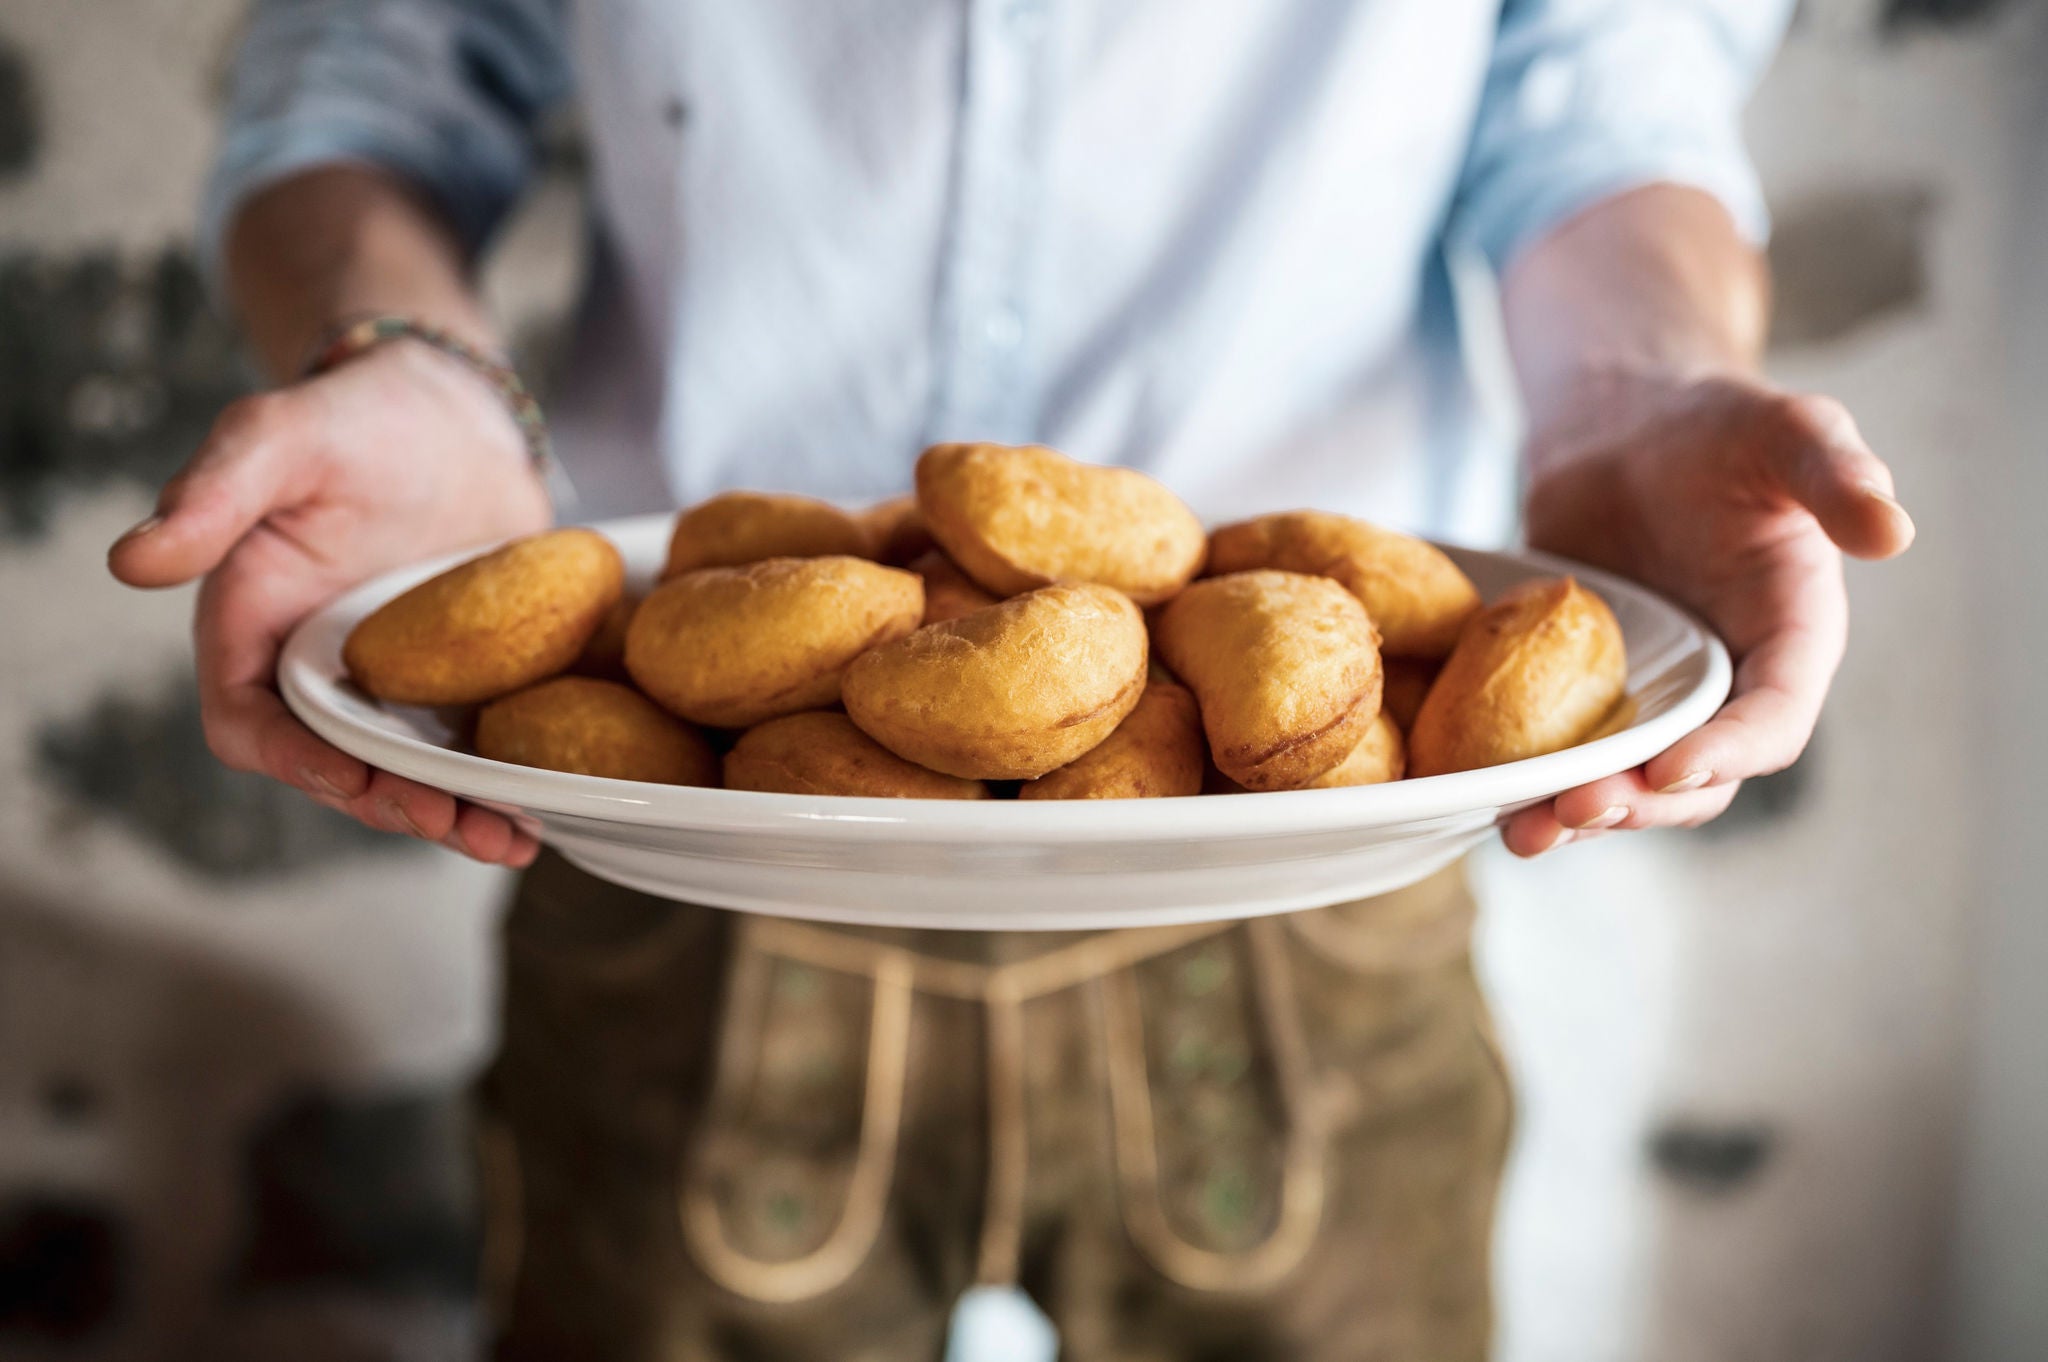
[1502,368,1916,856]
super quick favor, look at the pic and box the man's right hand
[108,337,554,866]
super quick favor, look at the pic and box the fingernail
[1573,805,1628,831]
[117,514,164,542]
[381,798,428,839]
[1858,482,1916,532]
[298,766,346,799]
[1659,769,1712,795]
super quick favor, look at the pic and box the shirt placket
[926,0,1054,446]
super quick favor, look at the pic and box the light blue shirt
[205,0,1789,539]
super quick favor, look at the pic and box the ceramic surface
[280,515,1730,929]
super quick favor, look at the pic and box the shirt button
[983,306,1025,351]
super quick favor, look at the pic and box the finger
[316,783,535,863]
[194,544,369,797]
[340,768,460,844]
[1550,767,1742,832]
[1503,800,1568,857]
[1504,780,1742,856]
[310,791,414,841]
[109,394,321,588]
[349,780,545,868]
[1643,618,1842,792]
[205,675,373,801]
[444,801,535,866]
[196,540,494,855]
[1549,768,1655,832]
[1757,394,1915,560]
[1503,819,1622,858]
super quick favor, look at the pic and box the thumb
[1757,393,1916,561]
[109,393,318,588]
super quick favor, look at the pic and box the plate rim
[278,514,1732,841]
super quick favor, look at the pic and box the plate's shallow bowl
[280,514,1728,930]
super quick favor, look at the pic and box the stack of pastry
[342,443,1629,799]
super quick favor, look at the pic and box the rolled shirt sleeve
[200,0,571,289]
[1447,0,1795,272]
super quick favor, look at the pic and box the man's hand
[1499,367,1914,856]
[1493,185,1914,855]
[108,339,553,865]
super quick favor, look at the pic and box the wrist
[304,316,552,478]
[1523,359,1756,478]
[1500,184,1769,457]
[389,338,534,469]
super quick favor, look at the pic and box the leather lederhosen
[480,854,1511,1362]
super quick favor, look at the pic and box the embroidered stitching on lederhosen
[1097,917,1328,1292]
[674,913,1336,1304]
[679,941,915,1303]
[486,869,1483,1320]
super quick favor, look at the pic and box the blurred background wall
[0,1,2039,1360]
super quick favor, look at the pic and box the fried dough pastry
[662,491,875,578]
[1379,656,1439,733]
[724,711,989,799]
[344,528,624,706]
[915,442,1206,605]
[1407,576,1627,776]
[1018,679,1205,800]
[842,582,1148,780]
[909,549,999,625]
[1303,709,1405,788]
[1153,570,1382,791]
[859,494,935,566]
[1201,762,1250,796]
[1205,510,1480,659]
[570,590,639,682]
[626,556,923,728]
[475,677,720,786]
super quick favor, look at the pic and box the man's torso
[550,0,1515,540]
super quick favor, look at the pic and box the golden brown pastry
[662,491,875,578]
[724,711,989,799]
[1205,510,1481,659]
[1153,570,1382,791]
[1584,693,1638,743]
[569,590,640,682]
[1201,761,1251,796]
[842,582,1148,780]
[1407,576,1627,776]
[344,528,624,706]
[626,556,923,728]
[1379,656,1440,733]
[915,442,1206,605]
[1019,679,1205,800]
[859,494,936,566]
[1303,709,1406,788]
[909,549,999,625]
[475,676,720,785]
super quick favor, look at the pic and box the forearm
[223,164,499,383]
[1499,183,1770,465]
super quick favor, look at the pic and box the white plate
[279,514,1729,930]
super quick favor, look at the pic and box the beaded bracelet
[301,315,554,473]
